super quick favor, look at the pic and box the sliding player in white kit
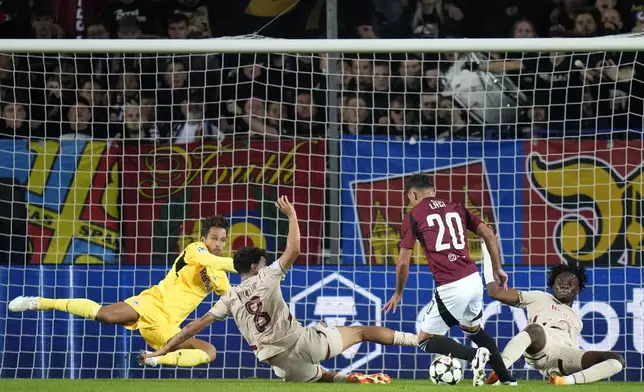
[140,196,417,384]
[481,242,625,385]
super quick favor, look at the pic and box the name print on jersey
[200,268,213,292]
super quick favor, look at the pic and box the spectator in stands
[60,97,99,140]
[86,19,111,39]
[54,60,80,91]
[417,92,450,139]
[79,79,108,124]
[336,59,355,92]
[221,95,276,138]
[394,55,423,107]
[30,75,65,134]
[167,13,190,39]
[30,2,65,39]
[166,94,223,144]
[595,0,618,13]
[104,0,162,38]
[512,19,538,38]
[291,90,324,137]
[351,56,374,91]
[377,95,417,137]
[1,97,29,138]
[371,61,392,120]
[408,0,463,38]
[438,98,479,139]
[550,0,585,33]
[573,10,600,36]
[119,99,157,141]
[341,94,372,135]
[601,7,624,33]
[116,15,143,39]
[0,54,28,89]
[372,62,391,93]
[165,0,213,38]
[156,58,189,129]
[222,54,268,102]
[108,70,141,124]
[266,101,294,136]
[353,16,379,38]
[423,64,440,92]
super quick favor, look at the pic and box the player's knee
[523,323,545,341]
[605,352,624,368]
[459,324,480,334]
[203,345,217,362]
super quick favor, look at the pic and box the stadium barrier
[0,136,642,380]
[0,265,642,380]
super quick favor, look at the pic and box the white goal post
[0,36,642,382]
[0,37,643,53]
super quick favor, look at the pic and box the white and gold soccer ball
[429,355,463,385]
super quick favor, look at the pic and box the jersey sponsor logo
[528,147,643,266]
[289,273,382,373]
[200,268,213,292]
[352,161,497,265]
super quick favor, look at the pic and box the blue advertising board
[1,266,642,381]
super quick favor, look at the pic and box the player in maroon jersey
[382,174,516,386]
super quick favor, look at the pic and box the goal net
[0,36,642,381]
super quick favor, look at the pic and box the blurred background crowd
[0,0,642,142]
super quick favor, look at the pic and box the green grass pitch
[0,379,641,392]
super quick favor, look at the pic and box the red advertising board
[524,140,643,266]
[121,138,326,264]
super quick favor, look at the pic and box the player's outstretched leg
[549,351,624,385]
[9,296,139,326]
[486,323,547,385]
[319,325,416,384]
[139,337,217,367]
[462,324,516,386]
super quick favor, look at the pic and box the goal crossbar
[0,37,643,54]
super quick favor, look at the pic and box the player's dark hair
[547,261,588,292]
[234,246,267,274]
[200,215,229,238]
[404,174,434,193]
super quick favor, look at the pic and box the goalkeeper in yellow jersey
[9,215,236,368]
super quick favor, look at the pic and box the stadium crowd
[0,0,642,142]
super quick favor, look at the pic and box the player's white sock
[393,331,418,346]
[333,372,349,382]
[565,359,623,384]
[500,331,532,368]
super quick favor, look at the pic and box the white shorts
[266,324,344,382]
[525,327,585,377]
[420,272,484,335]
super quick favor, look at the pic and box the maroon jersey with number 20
[400,198,484,286]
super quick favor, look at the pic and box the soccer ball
[429,355,463,385]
